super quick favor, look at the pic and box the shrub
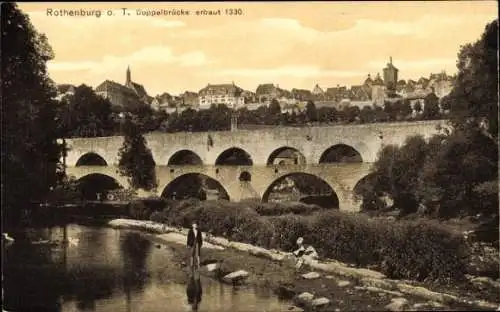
[254,201,321,216]
[380,220,468,282]
[148,199,468,283]
[128,200,152,220]
[267,215,312,251]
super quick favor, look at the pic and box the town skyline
[20,2,497,96]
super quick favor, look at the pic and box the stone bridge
[63,120,447,212]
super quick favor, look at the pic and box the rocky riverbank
[109,218,500,311]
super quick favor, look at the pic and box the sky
[20,1,498,96]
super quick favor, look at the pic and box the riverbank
[109,218,500,311]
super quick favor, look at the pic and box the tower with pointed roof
[383,56,398,91]
[125,65,132,88]
[371,73,386,106]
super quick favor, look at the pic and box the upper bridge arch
[75,152,108,166]
[319,144,363,164]
[266,146,306,166]
[167,149,203,166]
[215,147,253,166]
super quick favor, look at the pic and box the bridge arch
[262,172,339,209]
[319,144,363,164]
[77,173,123,200]
[215,147,253,166]
[167,149,203,166]
[76,152,108,166]
[160,173,230,201]
[266,146,306,166]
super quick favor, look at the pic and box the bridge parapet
[64,120,446,167]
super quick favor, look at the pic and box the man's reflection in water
[186,269,202,312]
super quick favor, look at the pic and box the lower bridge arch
[76,173,124,200]
[261,172,339,209]
[160,173,230,201]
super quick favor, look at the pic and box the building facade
[198,83,245,109]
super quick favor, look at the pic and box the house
[255,83,281,103]
[241,90,257,104]
[350,85,371,101]
[151,92,174,111]
[95,66,151,109]
[312,84,325,100]
[291,88,313,101]
[180,91,199,108]
[198,82,244,109]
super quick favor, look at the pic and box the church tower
[383,57,398,91]
[125,65,132,88]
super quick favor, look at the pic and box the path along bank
[109,219,500,311]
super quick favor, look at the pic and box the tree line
[55,85,444,138]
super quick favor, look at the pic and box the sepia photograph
[1,1,499,311]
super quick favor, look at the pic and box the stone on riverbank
[281,306,304,312]
[385,298,410,311]
[468,275,500,290]
[412,301,445,310]
[354,286,403,297]
[302,272,321,280]
[295,292,314,306]
[360,277,396,290]
[206,263,220,272]
[312,297,330,307]
[310,261,385,280]
[337,280,351,287]
[397,283,458,304]
[223,270,249,284]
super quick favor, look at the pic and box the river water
[3,223,292,312]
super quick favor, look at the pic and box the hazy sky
[20,2,497,96]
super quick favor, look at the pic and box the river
[3,223,292,312]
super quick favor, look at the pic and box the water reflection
[3,224,292,312]
[186,269,203,311]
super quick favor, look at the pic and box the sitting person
[293,237,318,271]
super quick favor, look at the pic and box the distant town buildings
[95,66,152,109]
[82,59,455,114]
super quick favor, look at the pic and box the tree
[117,117,157,191]
[2,3,62,224]
[359,106,375,123]
[423,93,440,119]
[60,84,113,137]
[305,101,318,122]
[368,136,429,215]
[447,19,498,139]
[268,99,281,116]
[413,100,423,115]
[401,99,413,119]
[344,106,361,123]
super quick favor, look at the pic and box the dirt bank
[110,219,499,311]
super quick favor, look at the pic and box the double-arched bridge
[65,120,446,212]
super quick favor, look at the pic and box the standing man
[187,221,203,269]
